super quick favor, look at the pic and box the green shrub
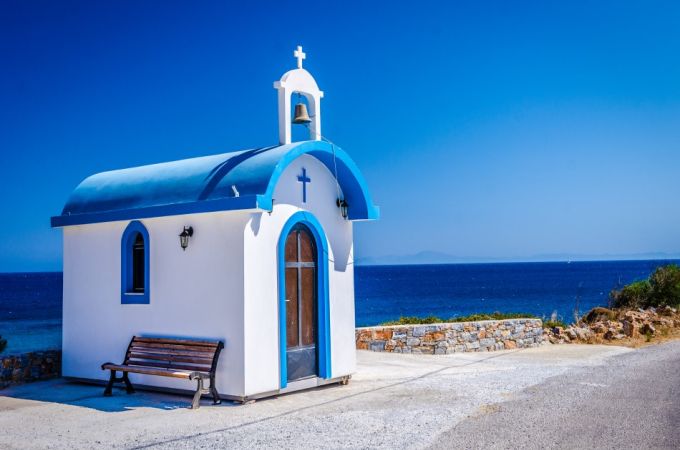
[610,264,680,309]
[381,315,444,325]
[611,280,651,309]
[648,264,680,308]
[543,320,568,329]
[380,312,537,326]
[449,312,538,322]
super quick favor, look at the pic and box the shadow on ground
[0,378,234,412]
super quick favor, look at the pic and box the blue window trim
[277,211,331,388]
[121,220,150,304]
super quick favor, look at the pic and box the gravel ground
[0,344,649,449]
[432,339,680,450]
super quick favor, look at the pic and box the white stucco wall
[243,154,355,396]
[62,211,250,397]
[62,153,357,399]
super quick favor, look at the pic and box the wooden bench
[101,336,224,409]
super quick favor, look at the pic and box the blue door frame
[278,211,331,388]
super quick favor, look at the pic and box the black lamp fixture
[336,198,348,220]
[179,226,194,251]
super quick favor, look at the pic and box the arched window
[121,221,150,304]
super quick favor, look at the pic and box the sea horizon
[2,258,678,355]
[3,255,680,274]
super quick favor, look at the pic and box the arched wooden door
[284,223,318,381]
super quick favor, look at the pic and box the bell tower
[274,46,324,145]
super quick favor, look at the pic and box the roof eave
[50,195,260,228]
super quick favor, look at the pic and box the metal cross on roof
[294,45,306,69]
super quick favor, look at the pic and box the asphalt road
[433,340,680,449]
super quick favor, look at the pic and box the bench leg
[191,377,204,409]
[104,370,116,396]
[210,376,221,405]
[123,372,135,394]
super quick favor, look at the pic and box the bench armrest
[188,371,209,381]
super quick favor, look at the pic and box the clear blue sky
[2,1,680,271]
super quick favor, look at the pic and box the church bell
[292,102,312,124]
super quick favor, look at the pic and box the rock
[412,346,435,354]
[658,306,675,316]
[412,326,438,337]
[504,340,517,349]
[372,330,392,341]
[465,341,480,351]
[406,337,420,346]
[623,311,646,323]
[591,323,607,334]
[622,320,639,338]
[640,323,656,336]
[369,341,386,352]
[583,307,617,324]
[575,328,592,341]
[479,338,496,348]
[422,331,446,342]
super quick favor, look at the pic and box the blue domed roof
[51,140,379,227]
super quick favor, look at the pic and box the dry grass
[584,327,680,349]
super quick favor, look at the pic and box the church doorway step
[283,223,319,382]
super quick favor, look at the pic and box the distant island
[356,251,680,266]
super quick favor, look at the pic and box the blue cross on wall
[297,168,311,203]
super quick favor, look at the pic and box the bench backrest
[124,336,223,374]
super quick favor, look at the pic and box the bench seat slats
[102,363,200,379]
[102,336,224,409]
[132,337,218,348]
[119,359,211,372]
[125,359,212,372]
[127,352,214,365]
[127,347,216,358]
[128,342,218,352]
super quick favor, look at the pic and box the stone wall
[0,350,61,388]
[356,319,544,354]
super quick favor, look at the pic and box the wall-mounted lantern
[336,198,348,220]
[179,226,194,251]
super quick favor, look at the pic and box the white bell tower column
[274,45,324,144]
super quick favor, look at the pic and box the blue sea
[0,260,677,354]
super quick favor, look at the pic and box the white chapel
[51,46,379,403]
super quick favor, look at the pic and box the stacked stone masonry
[0,350,61,388]
[356,319,544,354]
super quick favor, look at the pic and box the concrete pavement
[1,343,667,449]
